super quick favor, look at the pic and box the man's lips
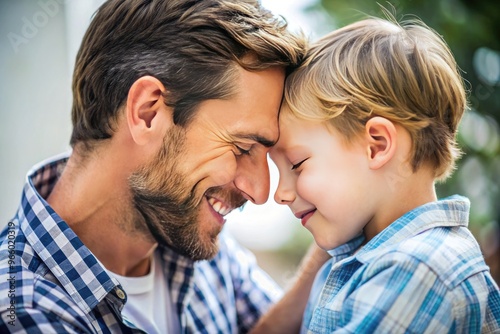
[294,209,316,226]
[203,188,247,225]
[207,196,233,216]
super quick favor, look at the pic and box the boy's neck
[363,166,437,242]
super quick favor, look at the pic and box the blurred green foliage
[302,0,500,280]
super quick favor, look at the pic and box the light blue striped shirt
[302,195,500,333]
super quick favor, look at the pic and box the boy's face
[270,112,374,250]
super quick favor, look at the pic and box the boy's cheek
[296,174,315,199]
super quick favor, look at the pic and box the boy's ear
[126,76,172,146]
[364,116,397,170]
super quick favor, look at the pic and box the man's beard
[128,126,246,261]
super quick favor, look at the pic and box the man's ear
[365,116,397,170]
[126,76,172,146]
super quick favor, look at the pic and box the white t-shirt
[109,251,180,334]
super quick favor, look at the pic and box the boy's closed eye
[291,158,307,170]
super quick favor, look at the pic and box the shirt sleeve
[223,233,283,333]
[311,252,459,333]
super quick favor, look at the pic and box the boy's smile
[293,208,317,226]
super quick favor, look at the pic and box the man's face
[129,66,285,260]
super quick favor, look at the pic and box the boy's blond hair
[283,17,467,181]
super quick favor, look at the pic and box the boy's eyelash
[291,159,306,170]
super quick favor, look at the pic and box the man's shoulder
[0,219,35,309]
[0,221,87,322]
[0,264,75,309]
[0,249,91,332]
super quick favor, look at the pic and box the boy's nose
[274,183,295,205]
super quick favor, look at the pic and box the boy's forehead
[277,109,297,128]
[272,113,301,153]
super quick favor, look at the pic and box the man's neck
[46,151,157,277]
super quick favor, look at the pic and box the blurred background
[0,0,499,287]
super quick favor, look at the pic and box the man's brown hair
[71,0,306,149]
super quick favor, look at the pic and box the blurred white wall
[0,0,320,253]
[0,0,105,227]
[1,0,71,226]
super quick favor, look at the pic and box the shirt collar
[18,152,119,314]
[355,195,470,263]
[325,196,470,264]
[326,234,365,261]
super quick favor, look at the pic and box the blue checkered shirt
[302,196,500,333]
[0,154,282,333]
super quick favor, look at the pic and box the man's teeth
[208,197,231,216]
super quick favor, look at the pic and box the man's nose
[233,155,270,205]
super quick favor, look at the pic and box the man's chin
[157,234,221,261]
[191,233,221,261]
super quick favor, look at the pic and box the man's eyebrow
[234,134,277,147]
